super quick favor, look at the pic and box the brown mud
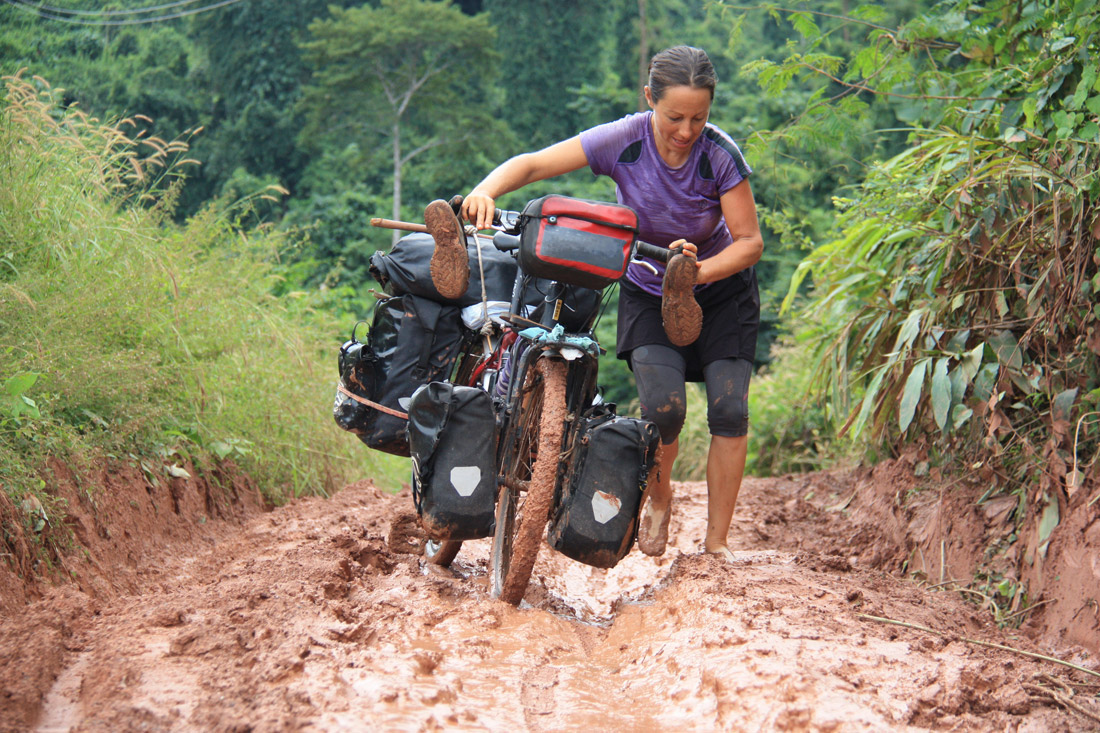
[2,461,1099,732]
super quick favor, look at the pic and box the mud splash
[4,474,1097,731]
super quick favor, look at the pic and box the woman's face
[645,84,712,160]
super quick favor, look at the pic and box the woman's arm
[462,137,590,229]
[693,179,764,285]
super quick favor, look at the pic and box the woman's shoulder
[584,111,649,140]
[580,112,651,172]
[699,122,752,181]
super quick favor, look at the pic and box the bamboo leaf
[899,358,930,433]
[931,357,952,431]
[850,365,888,439]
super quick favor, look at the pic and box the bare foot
[704,545,736,563]
[661,254,702,346]
[637,498,671,556]
[425,199,469,300]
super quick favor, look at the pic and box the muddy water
[24,477,1089,731]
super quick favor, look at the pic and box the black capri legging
[631,343,752,444]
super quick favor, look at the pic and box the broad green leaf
[4,373,39,397]
[899,358,929,433]
[988,330,1023,369]
[931,357,952,431]
[958,342,984,383]
[210,441,233,460]
[951,405,973,430]
[1052,388,1078,421]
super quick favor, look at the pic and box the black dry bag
[406,381,497,540]
[548,412,660,568]
[333,294,465,456]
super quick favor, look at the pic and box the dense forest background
[2,0,1098,617]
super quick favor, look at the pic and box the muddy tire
[490,358,567,605]
[423,538,461,567]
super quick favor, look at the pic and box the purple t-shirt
[580,111,752,296]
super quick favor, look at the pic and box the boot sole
[425,199,469,300]
[661,254,702,346]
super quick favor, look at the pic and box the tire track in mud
[19,477,1094,731]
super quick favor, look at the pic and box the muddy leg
[638,440,677,556]
[704,434,747,562]
[425,199,469,300]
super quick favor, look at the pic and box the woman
[428,45,763,562]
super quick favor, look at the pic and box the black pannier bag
[333,294,465,456]
[406,382,497,540]
[373,231,603,331]
[369,232,519,306]
[519,195,639,290]
[548,411,660,568]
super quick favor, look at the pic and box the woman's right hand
[462,190,496,231]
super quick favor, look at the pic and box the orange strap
[337,384,408,420]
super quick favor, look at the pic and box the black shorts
[616,267,760,382]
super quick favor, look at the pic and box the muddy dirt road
[8,473,1099,731]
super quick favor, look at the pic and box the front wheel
[490,357,567,605]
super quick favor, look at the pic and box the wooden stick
[857,614,1100,679]
[370,217,427,233]
[370,216,494,241]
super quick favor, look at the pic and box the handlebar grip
[493,231,521,252]
[634,240,671,264]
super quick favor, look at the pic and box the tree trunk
[391,122,402,247]
[637,0,648,112]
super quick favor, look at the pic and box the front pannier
[333,294,465,456]
[548,412,660,568]
[519,195,638,290]
[406,382,497,540]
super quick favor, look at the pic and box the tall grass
[0,73,406,523]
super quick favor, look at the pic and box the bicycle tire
[423,538,462,567]
[491,357,567,605]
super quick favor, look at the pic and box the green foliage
[776,0,1100,514]
[0,75,406,533]
[298,0,507,228]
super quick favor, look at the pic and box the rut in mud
[4,471,1099,732]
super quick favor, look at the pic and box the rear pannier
[548,411,660,568]
[369,232,519,306]
[406,382,497,540]
[333,294,466,456]
[518,195,638,290]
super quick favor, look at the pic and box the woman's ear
[643,85,654,109]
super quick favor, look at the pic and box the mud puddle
[10,476,1099,731]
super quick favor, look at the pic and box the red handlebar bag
[518,195,638,290]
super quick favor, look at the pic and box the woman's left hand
[669,239,699,261]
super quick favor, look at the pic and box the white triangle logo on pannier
[591,491,621,524]
[450,466,481,497]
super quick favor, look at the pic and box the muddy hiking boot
[425,199,469,301]
[661,253,703,346]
